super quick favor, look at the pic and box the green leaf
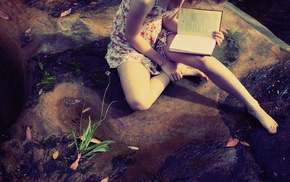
[83,125,98,149]
[84,148,111,156]
[83,140,115,156]
[80,117,93,151]
[85,140,114,152]
[71,131,79,151]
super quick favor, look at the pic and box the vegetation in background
[224,29,240,65]
[70,59,85,77]
[38,72,56,91]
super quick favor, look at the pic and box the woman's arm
[125,0,182,81]
[162,8,179,33]
[162,0,185,33]
[125,0,166,66]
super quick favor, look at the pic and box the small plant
[38,72,56,91]
[70,71,116,170]
[70,116,115,170]
[227,27,239,37]
[224,28,240,64]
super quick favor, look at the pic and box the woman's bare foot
[247,105,279,134]
[178,63,209,81]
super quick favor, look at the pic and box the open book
[169,8,223,55]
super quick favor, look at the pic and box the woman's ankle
[245,100,278,134]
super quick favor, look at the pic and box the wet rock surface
[0,0,290,181]
[221,60,290,181]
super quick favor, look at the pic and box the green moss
[224,29,241,65]
[70,59,85,77]
[40,135,59,149]
[90,71,108,87]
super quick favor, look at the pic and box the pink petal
[240,141,250,147]
[52,150,59,159]
[101,177,109,182]
[225,137,239,147]
[59,8,71,18]
[0,10,9,20]
[82,107,91,114]
[70,153,82,170]
[26,126,32,140]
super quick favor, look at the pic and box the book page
[178,8,222,37]
[169,34,216,55]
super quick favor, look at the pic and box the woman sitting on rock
[105,0,278,134]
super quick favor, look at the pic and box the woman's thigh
[117,61,151,102]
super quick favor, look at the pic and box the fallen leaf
[48,50,63,55]
[38,61,44,70]
[128,146,139,150]
[101,176,109,182]
[79,136,101,144]
[26,126,40,144]
[225,137,239,147]
[90,138,101,144]
[70,153,81,170]
[0,10,9,20]
[25,28,32,34]
[60,8,71,18]
[38,88,43,95]
[240,141,250,147]
[82,107,91,114]
[26,126,32,141]
[52,150,59,159]
[68,142,74,147]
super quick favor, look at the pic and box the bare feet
[178,63,209,81]
[248,105,278,134]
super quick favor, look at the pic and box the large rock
[0,0,289,181]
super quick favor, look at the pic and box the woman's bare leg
[117,61,170,110]
[163,34,278,134]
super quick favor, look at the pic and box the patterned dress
[105,0,177,75]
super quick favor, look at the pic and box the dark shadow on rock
[0,46,25,132]
[23,0,122,18]
[106,71,224,119]
[26,38,112,107]
[218,100,250,140]
[155,140,261,181]
[163,80,218,109]
[99,110,232,181]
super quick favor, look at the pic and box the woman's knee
[193,56,216,72]
[127,98,151,111]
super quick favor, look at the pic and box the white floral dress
[105,0,177,75]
